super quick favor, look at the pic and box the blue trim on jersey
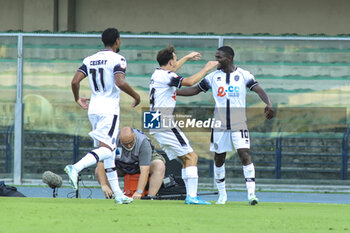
[150,88,156,110]
[198,79,210,92]
[168,76,183,88]
[171,128,187,146]
[108,115,118,137]
[78,64,87,76]
[226,72,230,85]
[246,80,258,90]
[113,64,126,74]
[226,99,231,130]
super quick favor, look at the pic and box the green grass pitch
[1,197,349,233]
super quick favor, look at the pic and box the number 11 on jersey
[89,68,105,92]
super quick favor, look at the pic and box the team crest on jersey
[217,77,221,81]
[234,75,240,81]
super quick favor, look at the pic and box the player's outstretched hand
[204,61,219,72]
[77,97,90,110]
[264,105,274,120]
[186,52,202,61]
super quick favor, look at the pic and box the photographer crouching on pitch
[95,127,165,199]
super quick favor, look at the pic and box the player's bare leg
[238,148,258,205]
[214,152,227,204]
[148,159,165,196]
[179,152,210,205]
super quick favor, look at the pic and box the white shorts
[88,114,119,150]
[153,128,193,160]
[210,128,250,153]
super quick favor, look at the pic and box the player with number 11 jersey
[78,50,126,116]
[65,28,140,205]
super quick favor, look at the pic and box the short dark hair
[218,46,234,58]
[101,28,120,47]
[157,46,175,66]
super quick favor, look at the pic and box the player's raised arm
[251,85,274,120]
[173,52,202,72]
[115,73,141,107]
[71,71,89,110]
[181,61,218,86]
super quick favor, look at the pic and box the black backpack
[156,156,186,199]
[0,181,26,197]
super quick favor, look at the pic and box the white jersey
[149,68,183,113]
[198,67,258,130]
[78,50,127,115]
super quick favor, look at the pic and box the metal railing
[0,125,13,173]
[0,127,349,180]
[201,127,350,180]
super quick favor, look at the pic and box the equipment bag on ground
[0,181,26,197]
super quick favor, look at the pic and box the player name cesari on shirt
[90,60,107,66]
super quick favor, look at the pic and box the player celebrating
[65,28,140,204]
[149,46,218,205]
[177,46,274,205]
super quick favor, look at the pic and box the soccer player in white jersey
[149,46,218,205]
[64,28,140,204]
[177,46,274,205]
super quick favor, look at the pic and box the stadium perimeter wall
[0,0,350,35]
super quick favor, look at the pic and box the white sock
[214,163,226,196]
[105,171,123,196]
[185,166,198,198]
[243,163,256,197]
[104,154,123,196]
[74,147,112,172]
[181,168,188,195]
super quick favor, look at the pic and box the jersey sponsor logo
[217,86,240,97]
[218,86,226,97]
